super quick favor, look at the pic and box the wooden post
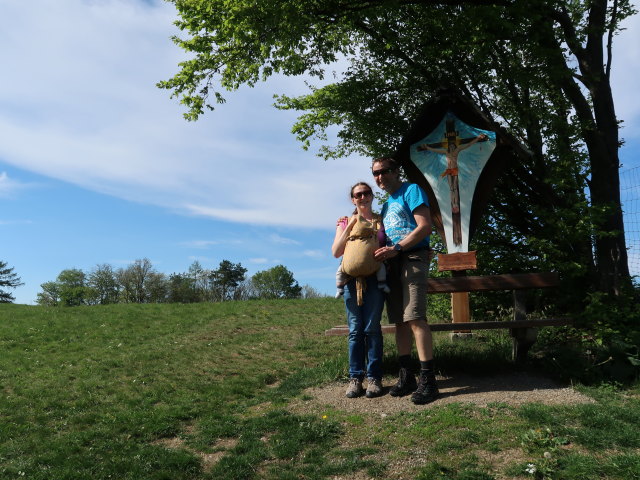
[438,253,477,335]
[510,290,537,362]
[451,271,471,333]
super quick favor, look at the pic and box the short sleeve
[406,184,429,212]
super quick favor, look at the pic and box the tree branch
[606,0,619,79]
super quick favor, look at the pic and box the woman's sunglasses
[352,191,373,199]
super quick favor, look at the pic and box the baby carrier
[342,214,383,305]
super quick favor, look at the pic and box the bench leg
[510,327,538,362]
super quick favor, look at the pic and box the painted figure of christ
[417,124,488,246]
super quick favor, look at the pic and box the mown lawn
[1,299,638,479]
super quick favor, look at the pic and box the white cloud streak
[302,250,325,259]
[0,172,17,197]
[181,240,222,249]
[0,0,638,232]
[0,0,369,230]
[268,234,302,245]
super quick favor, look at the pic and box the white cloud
[268,234,302,245]
[1,0,637,233]
[181,240,222,249]
[248,258,269,264]
[0,171,31,198]
[302,249,325,259]
[0,0,371,230]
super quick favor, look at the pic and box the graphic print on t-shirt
[384,202,413,244]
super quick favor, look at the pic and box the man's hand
[374,245,399,261]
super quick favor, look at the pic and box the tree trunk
[588,81,631,295]
[548,0,631,295]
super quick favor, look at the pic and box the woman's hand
[332,215,358,258]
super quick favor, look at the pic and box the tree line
[34,259,324,306]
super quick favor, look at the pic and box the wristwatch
[393,243,403,252]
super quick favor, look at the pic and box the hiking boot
[389,368,417,397]
[411,373,439,405]
[345,378,363,398]
[365,378,383,398]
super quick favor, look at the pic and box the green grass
[1,299,639,479]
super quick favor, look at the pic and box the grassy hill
[1,299,639,479]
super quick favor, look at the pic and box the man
[372,157,439,404]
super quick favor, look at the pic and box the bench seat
[326,271,572,361]
[325,317,573,336]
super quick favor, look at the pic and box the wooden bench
[325,272,573,362]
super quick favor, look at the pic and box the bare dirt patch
[153,435,238,472]
[290,372,593,416]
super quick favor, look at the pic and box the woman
[332,182,386,398]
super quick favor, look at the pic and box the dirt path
[290,372,593,415]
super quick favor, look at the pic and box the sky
[1,0,639,305]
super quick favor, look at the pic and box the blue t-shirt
[381,183,430,249]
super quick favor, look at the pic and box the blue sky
[1,0,639,304]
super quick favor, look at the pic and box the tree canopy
[160,0,636,303]
[251,265,302,299]
[209,260,248,301]
[0,261,23,303]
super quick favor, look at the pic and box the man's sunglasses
[372,167,393,177]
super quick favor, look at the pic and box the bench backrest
[427,272,559,294]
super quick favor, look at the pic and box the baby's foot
[335,289,345,299]
[379,284,391,294]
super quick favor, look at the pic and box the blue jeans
[343,276,384,380]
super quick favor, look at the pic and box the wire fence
[621,166,639,278]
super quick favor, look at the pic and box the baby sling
[342,214,383,306]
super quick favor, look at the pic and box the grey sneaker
[365,378,383,398]
[411,373,439,405]
[345,378,363,398]
[389,367,417,397]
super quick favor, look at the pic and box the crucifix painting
[411,112,496,253]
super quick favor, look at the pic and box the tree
[0,261,23,303]
[232,277,257,301]
[301,284,325,299]
[129,258,155,303]
[160,0,635,299]
[87,264,119,305]
[167,273,199,303]
[251,265,302,299]
[36,281,61,307]
[116,258,161,304]
[146,271,169,303]
[56,269,89,307]
[187,260,209,301]
[209,260,247,301]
